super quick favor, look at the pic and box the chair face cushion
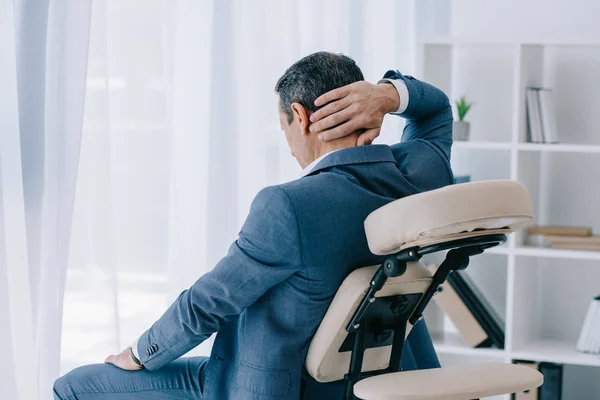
[353,362,544,400]
[364,180,533,255]
[305,262,433,383]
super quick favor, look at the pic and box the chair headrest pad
[364,180,533,255]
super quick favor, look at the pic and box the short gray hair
[275,52,364,123]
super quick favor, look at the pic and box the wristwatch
[128,346,144,368]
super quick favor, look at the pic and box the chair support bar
[408,247,476,325]
[346,252,419,334]
[386,316,408,373]
[343,234,507,400]
[407,234,506,325]
[344,324,366,400]
[346,234,506,334]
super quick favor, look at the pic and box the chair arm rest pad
[353,362,543,400]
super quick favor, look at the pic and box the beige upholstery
[305,262,433,382]
[364,180,533,255]
[305,179,536,395]
[353,362,544,400]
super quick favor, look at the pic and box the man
[54,52,453,400]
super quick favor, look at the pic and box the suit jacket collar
[304,145,398,177]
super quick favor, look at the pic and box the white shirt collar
[301,149,342,177]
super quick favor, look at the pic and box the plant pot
[452,121,470,141]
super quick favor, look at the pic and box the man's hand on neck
[309,81,400,145]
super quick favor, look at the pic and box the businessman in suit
[54,51,453,400]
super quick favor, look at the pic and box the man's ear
[291,102,310,135]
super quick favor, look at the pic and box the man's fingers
[310,107,354,134]
[104,349,143,371]
[314,85,351,107]
[357,128,380,146]
[318,120,360,141]
[309,97,351,123]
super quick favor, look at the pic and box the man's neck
[312,133,359,160]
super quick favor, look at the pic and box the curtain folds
[60,1,424,372]
[0,1,35,398]
[1,1,449,398]
[0,0,92,399]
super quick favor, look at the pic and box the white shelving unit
[418,39,600,399]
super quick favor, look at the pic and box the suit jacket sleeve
[383,70,453,162]
[136,186,302,370]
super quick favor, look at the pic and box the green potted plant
[453,96,474,141]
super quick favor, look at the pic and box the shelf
[453,141,512,150]
[430,331,506,358]
[514,246,600,261]
[421,37,521,46]
[517,143,600,154]
[484,246,511,256]
[421,37,600,47]
[512,340,600,367]
[452,142,600,153]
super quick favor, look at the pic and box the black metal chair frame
[341,233,507,400]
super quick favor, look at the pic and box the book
[592,303,600,354]
[525,87,560,144]
[453,175,471,184]
[539,363,563,400]
[525,234,600,252]
[513,361,540,400]
[447,271,505,349]
[430,265,491,348]
[542,235,600,245]
[526,89,543,143]
[590,297,600,353]
[526,226,593,237]
[525,234,551,248]
[512,362,563,400]
[576,296,600,354]
[551,243,600,252]
[576,298,596,352]
[538,89,559,143]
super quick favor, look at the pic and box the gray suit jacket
[137,71,454,399]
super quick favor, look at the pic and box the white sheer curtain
[60,0,449,375]
[0,0,92,399]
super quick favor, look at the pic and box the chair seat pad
[353,362,544,400]
[364,180,533,255]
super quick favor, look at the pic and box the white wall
[450,3,600,399]
[450,0,600,231]
[452,0,600,43]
